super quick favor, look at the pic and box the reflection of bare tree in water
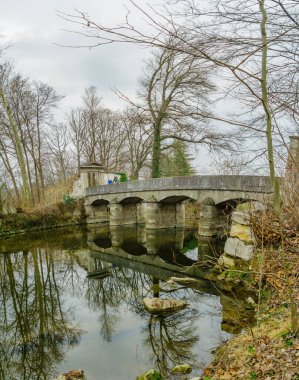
[84,261,201,377]
[0,249,83,380]
[85,275,121,342]
[143,309,199,378]
[84,262,154,341]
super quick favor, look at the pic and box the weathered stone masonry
[84,175,274,236]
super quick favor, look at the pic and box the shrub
[119,173,128,182]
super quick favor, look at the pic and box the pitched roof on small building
[80,162,107,171]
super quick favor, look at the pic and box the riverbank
[202,301,298,379]
[0,199,86,237]
[201,224,299,380]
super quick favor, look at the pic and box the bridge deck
[86,175,274,196]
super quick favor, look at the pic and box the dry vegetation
[0,178,86,235]
[201,183,299,380]
[203,306,299,380]
[29,177,76,213]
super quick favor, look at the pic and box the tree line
[1,0,298,210]
[0,42,234,209]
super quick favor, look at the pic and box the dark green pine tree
[160,140,195,177]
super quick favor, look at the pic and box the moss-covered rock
[171,364,192,374]
[230,223,255,243]
[143,297,187,314]
[136,369,164,380]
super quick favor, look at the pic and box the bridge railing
[85,175,274,196]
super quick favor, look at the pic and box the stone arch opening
[119,196,144,204]
[91,199,110,206]
[198,197,262,239]
[155,196,193,229]
[118,196,145,225]
[215,198,265,235]
[90,199,110,223]
[159,195,194,203]
[216,197,259,211]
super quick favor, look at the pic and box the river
[0,225,255,380]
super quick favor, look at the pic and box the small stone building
[71,163,121,198]
[285,136,299,184]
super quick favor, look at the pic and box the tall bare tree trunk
[260,0,280,214]
[151,121,162,178]
[0,89,30,207]
[0,143,21,206]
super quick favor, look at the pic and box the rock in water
[136,369,164,380]
[217,254,235,269]
[170,277,203,287]
[143,297,187,314]
[56,369,85,380]
[171,364,192,374]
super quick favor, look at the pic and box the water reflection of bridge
[85,225,215,278]
[76,225,256,335]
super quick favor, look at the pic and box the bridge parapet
[86,175,274,196]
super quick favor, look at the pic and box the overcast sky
[0,0,157,115]
[1,0,248,173]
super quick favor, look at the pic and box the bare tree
[60,0,299,208]
[67,108,85,173]
[20,81,62,201]
[120,107,153,179]
[0,62,31,206]
[47,123,71,181]
[0,59,62,207]
[115,47,234,177]
[67,87,128,172]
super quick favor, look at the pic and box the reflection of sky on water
[184,247,198,261]
[62,299,149,380]
[0,227,234,380]
[61,275,230,380]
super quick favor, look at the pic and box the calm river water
[0,226,254,380]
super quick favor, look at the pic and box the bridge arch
[150,195,195,229]
[119,196,144,204]
[159,195,195,204]
[198,196,266,239]
[215,196,264,208]
[111,196,146,226]
[91,199,110,206]
[89,199,110,224]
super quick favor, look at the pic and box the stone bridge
[84,175,273,237]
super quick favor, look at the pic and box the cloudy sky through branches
[0,0,155,114]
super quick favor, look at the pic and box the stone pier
[198,198,228,239]
[109,202,123,226]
